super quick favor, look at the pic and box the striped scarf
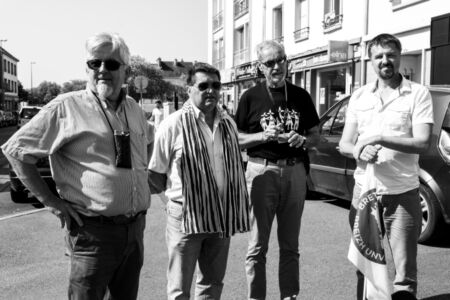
[180,100,250,237]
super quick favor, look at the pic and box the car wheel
[10,189,29,203]
[418,183,443,243]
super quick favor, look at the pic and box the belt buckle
[287,158,296,166]
[277,158,288,167]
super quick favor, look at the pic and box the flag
[348,164,391,300]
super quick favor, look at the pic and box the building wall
[1,49,19,112]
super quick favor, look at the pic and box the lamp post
[30,61,36,103]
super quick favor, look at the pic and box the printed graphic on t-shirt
[260,107,300,132]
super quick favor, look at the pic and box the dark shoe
[391,290,417,300]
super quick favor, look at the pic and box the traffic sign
[134,75,149,90]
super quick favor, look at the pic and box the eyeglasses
[197,81,222,91]
[86,59,124,71]
[260,56,287,68]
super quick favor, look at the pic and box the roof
[0,48,20,62]
[154,58,194,78]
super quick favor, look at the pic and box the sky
[0,0,208,90]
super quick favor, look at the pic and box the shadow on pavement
[421,294,450,300]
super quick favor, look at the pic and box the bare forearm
[238,132,265,149]
[378,136,430,154]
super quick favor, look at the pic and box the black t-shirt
[234,81,319,160]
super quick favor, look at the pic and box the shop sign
[235,62,258,80]
[328,40,349,62]
[290,53,329,72]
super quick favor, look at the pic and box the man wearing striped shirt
[148,62,250,300]
[2,32,153,299]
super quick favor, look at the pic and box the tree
[35,81,61,104]
[61,79,87,93]
[18,82,29,101]
[127,55,186,102]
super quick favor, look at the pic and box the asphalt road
[1,195,450,300]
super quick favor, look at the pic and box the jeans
[245,160,307,300]
[166,200,231,300]
[65,213,146,300]
[352,186,422,298]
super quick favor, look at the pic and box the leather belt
[248,156,303,167]
[79,210,147,225]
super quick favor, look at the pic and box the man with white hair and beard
[2,32,153,299]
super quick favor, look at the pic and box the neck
[378,73,402,90]
[266,80,286,89]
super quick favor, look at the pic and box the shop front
[228,61,261,114]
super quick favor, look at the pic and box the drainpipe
[360,0,369,86]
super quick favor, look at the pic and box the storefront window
[318,67,346,115]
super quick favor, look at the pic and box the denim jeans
[352,186,422,298]
[245,161,307,300]
[166,200,231,300]
[65,214,146,300]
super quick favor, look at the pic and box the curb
[0,207,47,221]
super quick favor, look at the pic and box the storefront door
[317,67,347,115]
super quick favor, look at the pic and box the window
[7,61,10,74]
[273,6,283,43]
[213,38,225,70]
[390,0,429,10]
[321,101,348,136]
[234,24,249,65]
[3,59,5,72]
[294,0,309,42]
[323,0,343,32]
[212,0,224,31]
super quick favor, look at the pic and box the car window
[20,108,41,119]
[320,102,342,135]
[330,102,348,136]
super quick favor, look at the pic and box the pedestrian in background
[339,33,433,300]
[234,40,320,300]
[148,62,250,300]
[2,32,153,300]
[150,99,164,131]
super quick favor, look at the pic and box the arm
[5,152,82,229]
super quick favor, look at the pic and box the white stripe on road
[0,208,47,221]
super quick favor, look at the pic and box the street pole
[30,62,36,103]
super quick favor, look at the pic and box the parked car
[307,85,450,243]
[17,106,42,129]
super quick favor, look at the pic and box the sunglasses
[197,81,222,91]
[86,59,124,71]
[261,56,287,68]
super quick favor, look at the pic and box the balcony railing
[322,13,343,32]
[234,0,249,19]
[213,11,223,32]
[213,57,225,70]
[293,27,309,42]
[233,48,249,66]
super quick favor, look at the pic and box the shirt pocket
[383,107,411,134]
[354,105,374,132]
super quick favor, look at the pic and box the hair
[256,40,286,61]
[85,32,130,65]
[367,33,402,57]
[186,62,221,86]
[155,100,162,105]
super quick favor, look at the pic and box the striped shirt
[2,88,153,217]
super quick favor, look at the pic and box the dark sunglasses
[261,56,287,68]
[197,81,222,91]
[86,59,124,71]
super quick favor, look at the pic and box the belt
[248,156,303,167]
[79,210,147,225]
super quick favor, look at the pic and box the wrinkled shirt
[346,78,434,194]
[148,104,228,203]
[2,88,153,216]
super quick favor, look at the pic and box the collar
[189,99,222,122]
[87,87,127,110]
[370,74,412,95]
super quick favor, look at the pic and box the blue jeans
[166,200,231,300]
[352,186,422,298]
[245,160,307,300]
[65,214,146,300]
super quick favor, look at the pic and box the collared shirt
[2,88,153,216]
[346,77,434,194]
[148,103,228,203]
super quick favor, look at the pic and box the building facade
[0,47,19,112]
[207,0,450,115]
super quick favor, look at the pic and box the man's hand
[353,144,382,162]
[262,124,279,142]
[42,195,83,230]
[278,131,306,148]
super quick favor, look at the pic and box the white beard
[96,82,113,99]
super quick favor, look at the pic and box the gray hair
[85,32,130,65]
[256,40,285,61]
